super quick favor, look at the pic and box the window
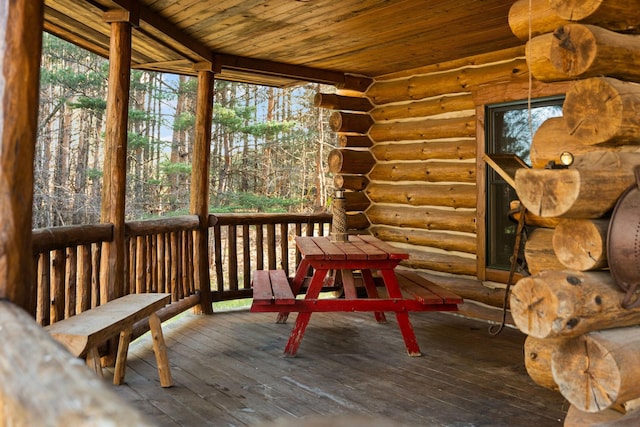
[485,97,563,270]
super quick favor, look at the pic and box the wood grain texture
[0,301,153,426]
[0,0,43,311]
[552,328,640,412]
[510,270,640,339]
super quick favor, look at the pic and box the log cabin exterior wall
[357,49,563,279]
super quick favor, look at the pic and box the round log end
[329,111,343,132]
[550,24,597,78]
[510,274,561,338]
[523,336,560,391]
[564,78,624,146]
[553,219,608,271]
[552,334,620,413]
[515,169,580,218]
[327,149,344,174]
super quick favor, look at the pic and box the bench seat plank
[251,270,295,305]
[396,271,463,305]
[269,270,295,304]
[46,293,171,357]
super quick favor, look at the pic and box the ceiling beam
[106,0,349,86]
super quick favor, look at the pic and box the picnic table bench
[45,293,173,387]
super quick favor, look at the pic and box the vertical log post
[100,11,134,303]
[0,0,43,313]
[190,68,214,314]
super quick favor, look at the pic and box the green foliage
[128,108,151,122]
[128,132,154,149]
[161,161,192,176]
[244,120,296,138]
[212,192,302,213]
[86,168,103,180]
[68,96,106,112]
[174,111,195,131]
[179,78,198,95]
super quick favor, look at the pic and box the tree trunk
[327,148,375,175]
[552,327,640,412]
[314,93,373,112]
[365,182,476,209]
[524,228,566,275]
[370,93,474,122]
[367,59,527,105]
[371,139,475,161]
[370,161,475,183]
[403,249,476,276]
[100,19,132,302]
[338,134,373,148]
[369,116,475,142]
[508,0,568,41]
[564,77,640,146]
[550,0,640,33]
[370,225,476,254]
[514,168,636,218]
[510,270,640,339]
[366,205,476,233]
[333,174,369,191]
[527,24,640,82]
[523,335,562,391]
[563,405,624,427]
[530,117,604,168]
[343,191,370,212]
[329,111,373,134]
[0,0,43,311]
[552,218,609,271]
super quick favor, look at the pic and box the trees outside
[34,34,336,229]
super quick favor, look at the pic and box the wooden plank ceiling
[44,0,522,87]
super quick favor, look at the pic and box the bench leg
[113,327,132,385]
[86,347,103,377]
[149,312,173,387]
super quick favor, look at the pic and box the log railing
[208,212,333,301]
[32,223,113,326]
[32,212,333,325]
[32,216,202,326]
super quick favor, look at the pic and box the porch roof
[44,0,522,87]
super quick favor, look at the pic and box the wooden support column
[190,68,214,314]
[100,12,133,303]
[0,0,43,313]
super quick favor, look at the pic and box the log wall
[507,1,640,424]
[360,55,538,277]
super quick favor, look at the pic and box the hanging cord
[489,203,528,336]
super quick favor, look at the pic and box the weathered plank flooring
[111,310,568,426]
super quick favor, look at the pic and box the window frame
[474,81,568,283]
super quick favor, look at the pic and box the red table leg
[276,258,310,324]
[380,268,422,356]
[283,268,328,357]
[361,269,386,323]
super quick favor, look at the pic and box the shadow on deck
[111,310,567,426]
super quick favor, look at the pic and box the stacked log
[509,1,640,424]
[316,88,374,232]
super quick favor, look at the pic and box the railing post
[100,10,135,303]
[0,0,44,314]
[190,68,215,314]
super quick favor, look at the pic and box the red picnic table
[250,235,461,356]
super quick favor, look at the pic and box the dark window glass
[485,98,563,270]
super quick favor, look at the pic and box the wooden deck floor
[111,309,568,427]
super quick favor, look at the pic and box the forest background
[35,34,336,229]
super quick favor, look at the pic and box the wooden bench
[251,269,296,306]
[395,270,463,306]
[45,293,173,387]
